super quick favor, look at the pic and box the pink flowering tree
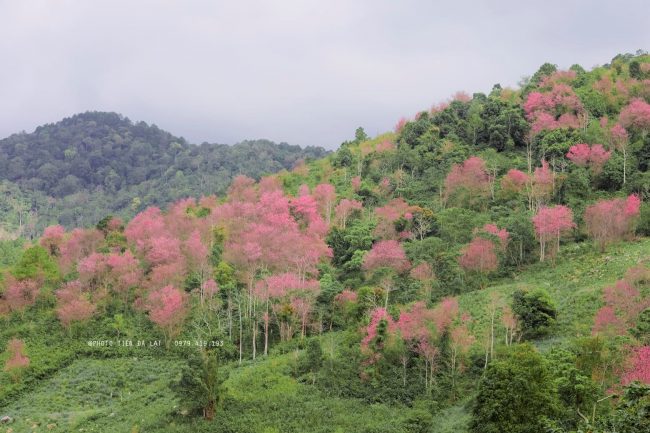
[458,237,498,282]
[313,183,337,225]
[501,169,529,195]
[55,280,96,331]
[585,195,641,251]
[410,262,435,300]
[621,346,650,385]
[147,285,188,345]
[3,276,40,315]
[363,240,410,308]
[444,156,491,207]
[566,143,612,174]
[335,199,363,229]
[531,205,575,261]
[40,225,66,256]
[3,338,30,382]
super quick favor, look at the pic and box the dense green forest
[0,111,328,237]
[1,52,650,433]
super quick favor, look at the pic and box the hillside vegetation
[0,111,328,236]
[1,51,650,433]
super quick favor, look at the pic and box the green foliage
[0,112,328,232]
[511,289,557,340]
[602,382,650,433]
[172,349,228,420]
[11,245,60,283]
[470,344,557,433]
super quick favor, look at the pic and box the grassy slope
[0,238,648,433]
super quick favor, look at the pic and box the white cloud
[0,0,648,148]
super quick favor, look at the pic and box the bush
[511,289,557,339]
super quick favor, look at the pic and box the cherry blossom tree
[444,156,490,206]
[619,98,650,131]
[55,280,96,330]
[410,262,435,300]
[532,205,575,261]
[40,225,66,256]
[566,143,612,174]
[313,183,337,225]
[585,195,641,251]
[147,285,188,344]
[335,199,363,229]
[501,169,529,194]
[459,237,498,276]
[481,224,509,249]
[531,160,554,208]
[621,346,650,385]
[3,338,29,382]
[3,276,39,314]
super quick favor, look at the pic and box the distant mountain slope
[0,112,328,234]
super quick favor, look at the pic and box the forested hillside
[1,52,650,433]
[0,111,328,236]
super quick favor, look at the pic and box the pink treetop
[313,183,336,223]
[444,156,490,200]
[335,199,363,228]
[351,176,361,192]
[55,280,96,328]
[624,194,641,217]
[566,143,612,173]
[533,160,553,196]
[619,98,650,130]
[184,230,208,270]
[3,338,29,373]
[124,207,166,253]
[334,289,358,305]
[622,346,650,385]
[202,279,219,298]
[395,117,408,133]
[147,285,188,332]
[592,306,627,336]
[610,123,629,149]
[459,237,498,274]
[40,225,66,255]
[227,175,258,203]
[450,322,475,355]
[362,240,411,274]
[585,195,641,248]
[532,205,575,240]
[106,250,142,293]
[146,236,182,266]
[59,228,104,272]
[361,307,396,351]
[410,262,433,282]
[431,297,459,334]
[566,143,591,166]
[501,169,529,193]
[259,176,283,194]
[588,144,612,174]
[3,277,39,312]
[482,224,509,247]
[374,198,418,239]
[256,273,319,299]
[375,140,396,153]
[395,301,433,341]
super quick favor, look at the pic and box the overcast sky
[0,1,648,149]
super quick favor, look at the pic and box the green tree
[470,344,557,433]
[511,289,557,339]
[172,349,228,420]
